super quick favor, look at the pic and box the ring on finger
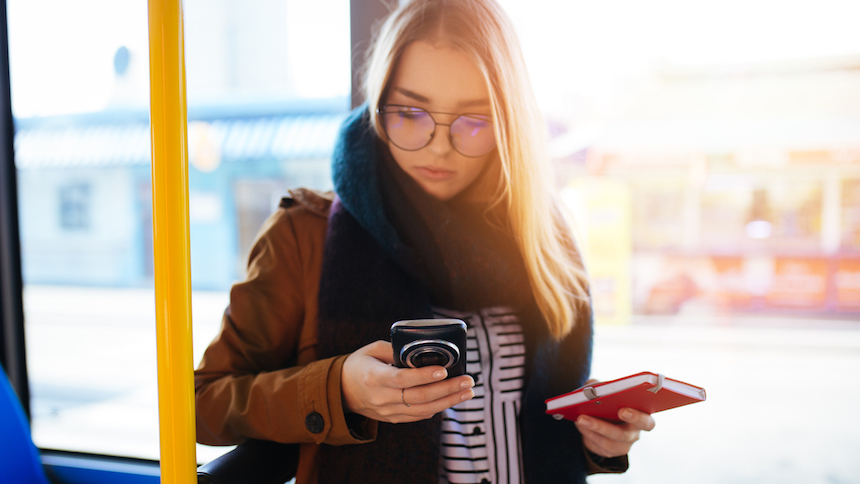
[401,388,410,407]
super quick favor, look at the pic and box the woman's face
[382,41,495,202]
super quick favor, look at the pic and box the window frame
[0,0,389,480]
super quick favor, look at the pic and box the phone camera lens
[413,351,449,367]
[401,339,460,369]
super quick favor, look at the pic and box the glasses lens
[381,106,435,150]
[450,115,495,157]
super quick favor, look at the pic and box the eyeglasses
[377,104,496,158]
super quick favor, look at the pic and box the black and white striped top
[435,307,526,484]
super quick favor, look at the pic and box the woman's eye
[460,116,490,128]
[399,110,426,121]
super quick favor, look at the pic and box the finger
[361,341,451,389]
[363,358,447,392]
[578,426,630,458]
[397,387,475,421]
[581,431,614,459]
[360,340,396,364]
[403,375,475,405]
[386,364,450,390]
[618,408,656,432]
[575,416,638,444]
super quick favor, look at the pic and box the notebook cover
[545,373,705,423]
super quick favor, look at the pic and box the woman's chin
[422,187,456,202]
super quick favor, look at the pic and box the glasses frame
[377,104,496,158]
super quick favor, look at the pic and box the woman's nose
[427,124,454,156]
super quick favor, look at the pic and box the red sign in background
[634,255,860,315]
[765,258,828,309]
[710,257,753,309]
[835,259,860,311]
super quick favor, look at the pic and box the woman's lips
[415,166,456,180]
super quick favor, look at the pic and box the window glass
[500,0,860,482]
[11,0,349,462]
[841,178,860,251]
[58,183,92,231]
[12,0,860,478]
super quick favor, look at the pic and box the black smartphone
[390,319,467,378]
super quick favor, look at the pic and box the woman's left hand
[575,408,655,458]
[573,380,656,458]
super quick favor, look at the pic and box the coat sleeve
[194,204,377,447]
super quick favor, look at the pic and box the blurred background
[7,0,860,482]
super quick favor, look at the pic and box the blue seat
[0,366,51,484]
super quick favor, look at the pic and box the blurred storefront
[15,100,347,290]
[557,56,860,322]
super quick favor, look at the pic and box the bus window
[10,0,349,463]
[499,0,860,482]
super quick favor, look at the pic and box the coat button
[305,412,324,434]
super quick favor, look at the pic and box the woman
[195,0,655,482]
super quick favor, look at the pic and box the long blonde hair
[362,0,590,339]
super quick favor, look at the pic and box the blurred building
[13,0,350,290]
[555,56,860,320]
[15,102,345,289]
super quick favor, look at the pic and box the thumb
[362,340,395,365]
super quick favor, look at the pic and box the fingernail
[433,369,446,379]
[460,378,473,389]
[461,390,474,401]
[621,409,633,420]
[577,417,592,429]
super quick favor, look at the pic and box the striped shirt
[435,307,526,484]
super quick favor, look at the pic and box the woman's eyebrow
[392,87,490,109]
[392,87,430,103]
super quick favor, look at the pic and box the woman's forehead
[387,41,490,110]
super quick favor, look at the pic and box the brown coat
[195,188,621,483]
[194,188,371,484]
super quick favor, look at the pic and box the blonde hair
[363,0,590,339]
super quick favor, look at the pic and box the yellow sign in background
[566,178,632,326]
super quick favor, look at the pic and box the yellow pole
[147,0,196,482]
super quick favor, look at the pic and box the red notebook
[545,372,706,423]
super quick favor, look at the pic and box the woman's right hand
[341,340,475,423]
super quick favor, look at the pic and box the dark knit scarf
[315,106,594,483]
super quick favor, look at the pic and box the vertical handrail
[147,0,196,483]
